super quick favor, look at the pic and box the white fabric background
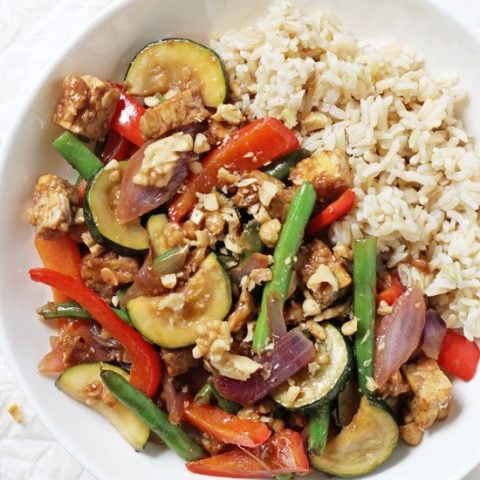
[0,0,479,479]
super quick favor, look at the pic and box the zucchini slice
[273,323,351,411]
[146,213,169,257]
[309,395,399,478]
[127,252,232,348]
[125,38,228,107]
[84,162,149,256]
[56,363,150,450]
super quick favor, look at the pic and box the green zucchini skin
[272,323,352,411]
[84,162,149,257]
[309,395,399,478]
[125,38,228,108]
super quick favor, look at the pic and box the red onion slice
[374,284,426,388]
[421,309,447,360]
[214,328,315,405]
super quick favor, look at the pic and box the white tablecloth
[1,1,480,479]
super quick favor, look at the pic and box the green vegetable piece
[100,370,205,461]
[195,378,242,414]
[37,300,131,324]
[53,131,103,181]
[152,245,189,275]
[353,237,377,394]
[308,402,330,455]
[241,220,264,260]
[252,182,317,353]
[263,148,311,180]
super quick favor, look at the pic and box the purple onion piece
[229,253,271,286]
[421,309,447,360]
[214,328,315,406]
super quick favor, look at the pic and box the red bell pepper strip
[377,272,404,306]
[111,90,145,147]
[306,189,356,235]
[168,117,300,223]
[28,268,162,397]
[183,402,271,448]
[186,428,309,478]
[101,129,137,163]
[34,234,82,327]
[437,330,479,381]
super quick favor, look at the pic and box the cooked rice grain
[212,1,480,339]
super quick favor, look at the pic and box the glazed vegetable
[308,402,330,455]
[263,148,311,180]
[110,89,145,147]
[84,162,149,256]
[52,131,103,181]
[183,402,272,448]
[100,369,205,461]
[352,237,377,394]
[195,378,242,414]
[421,309,447,360]
[309,396,398,477]
[125,38,228,108]
[37,300,130,324]
[241,220,264,259]
[306,189,356,235]
[214,328,315,406]
[374,285,426,388]
[186,429,309,478]
[101,130,137,163]
[437,329,480,381]
[377,271,404,306]
[253,182,316,353]
[168,117,300,223]
[28,268,162,398]
[56,363,149,450]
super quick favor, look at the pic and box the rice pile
[212,1,480,340]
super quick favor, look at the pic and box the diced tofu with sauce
[52,75,120,140]
[297,239,352,309]
[289,150,353,203]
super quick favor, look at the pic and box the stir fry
[27,36,479,478]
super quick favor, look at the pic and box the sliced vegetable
[263,148,311,180]
[100,369,205,461]
[115,138,189,224]
[377,271,404,306]
[374,285,426,388]
[352,237,377,394]
[53,131,103,181]
[309,396,398,478]
[437,329,480,381]
[101,130,137,163]
[146,213,169,256]
[421,309,447,360]
[308,402,330,455]
[127,253,231,348]
[253,182,316,353]
[29,268,162,398]
[214,328,315,406]
[306,189,356,235]
[241,220,264,260]
[186,429,309,478]
[273,324,351,410]
[336,378,361,427]
[125,38,228,108]
[151,245,189,275]
[110,89,145,147]
[183,402,271,448]
[56,363,149,450]
[266,291,287,340]
[84,161,149,256]
[37,300,130,324]
[195,378,242,414]
[168,117,300,222]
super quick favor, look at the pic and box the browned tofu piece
[403,357,453,430]
[289,150,353,203]
[140,86,210,140]
[52,75,120,140]
[298,239,352,309]
[27,173,79,239]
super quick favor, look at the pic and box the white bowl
[1,0,479,479]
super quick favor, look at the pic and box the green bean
[263,148,311,180]
[195,378,242,414]
[100,370,205,461]
[308,402,330,455]
[353,237,377,394]
[252,182,317,353]
[37,301,131,324]
[53,131,103,181]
